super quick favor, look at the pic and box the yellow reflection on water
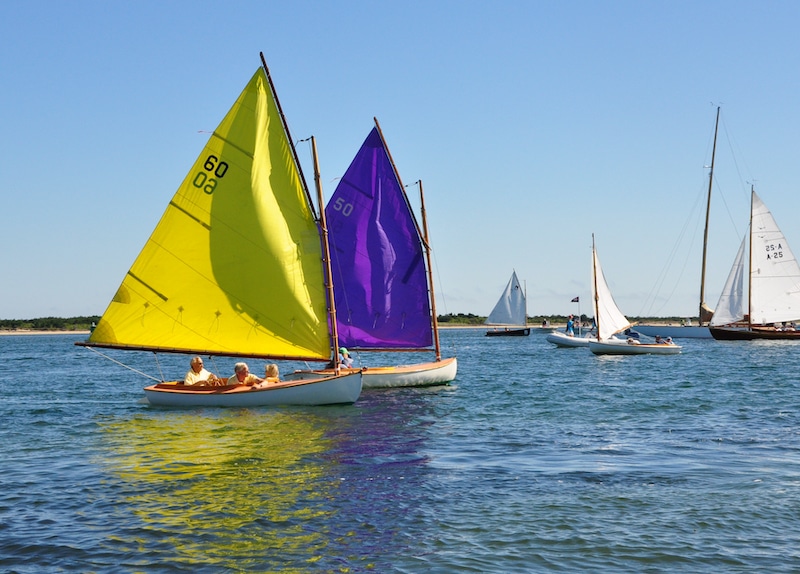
[95,409,346,568]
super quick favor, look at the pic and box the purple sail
[326,127,433,349]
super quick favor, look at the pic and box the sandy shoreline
[1,319,678,336]
[0,330,90,336]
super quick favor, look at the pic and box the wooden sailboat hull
[143,372,362,407]
[485,328,530,337]
[284,357,458,389]
[710,326,800,341]
[632,325,711,339]
[588,341,681,355]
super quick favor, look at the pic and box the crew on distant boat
[339,347,354,368]
[566,315,575,337]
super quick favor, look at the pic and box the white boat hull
[284,357,458,389]
[143,372,362,407]
[632,325,711,339]
[545,331,594,347]
[588,341,682,355]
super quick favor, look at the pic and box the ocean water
[2,329,800,573]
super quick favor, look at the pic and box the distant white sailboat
[710,188,800,341]
[485,271,530,336]
[588,235,682,356]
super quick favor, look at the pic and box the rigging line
[719,112,755,204]
[84,346,162,382]
[716,112,749,239]
[207,355,222,379]
[638,179,707,316]
[153,352,166,382]
[428,238,460,355]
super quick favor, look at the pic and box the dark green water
[1,330,799,572]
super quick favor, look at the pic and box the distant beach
[0,330,90,336]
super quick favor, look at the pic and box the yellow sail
[88,68,331,360]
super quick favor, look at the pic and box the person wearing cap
[339,347,354,368]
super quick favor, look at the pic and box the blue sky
[2,1,800,320]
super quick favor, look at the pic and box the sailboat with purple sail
[285,118,457,388]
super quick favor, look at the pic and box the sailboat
[284,119,457,388]
[485,271,530,336]
[634,107,721,339]
[710,188,800,340]
[588,235,682,355]
[76,54,362,406]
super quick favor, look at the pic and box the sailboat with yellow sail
[77,53,361,407]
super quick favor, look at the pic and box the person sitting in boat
[339,347,354,368]
[655,335,664,344]
[264,363,280,382]
[184,356,220,386]
[227,362,262,386]
[566,315,575,337]
[665,337,674,344]
[626,337,640,345]
[251,363,280,390]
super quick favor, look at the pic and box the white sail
[712,190,800,328]
[592,238,631,340]
[749,191,800,325]
[710,232,747,326]
[486,270,527,326]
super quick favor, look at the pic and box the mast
[260,52,318,218]
[747,185,754,330]
[699,106,720,324]
[373,117,425,240]
[523,279,528,329]
[592,234,600,341]
[310,135,341,370]
[418,180,443,361]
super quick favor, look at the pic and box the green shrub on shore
[0,316,101,331]
[0,314,695,331]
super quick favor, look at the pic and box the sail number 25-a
[765,242,784,260]
[193,155,229,194]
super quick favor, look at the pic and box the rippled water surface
[2,330,800,572]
